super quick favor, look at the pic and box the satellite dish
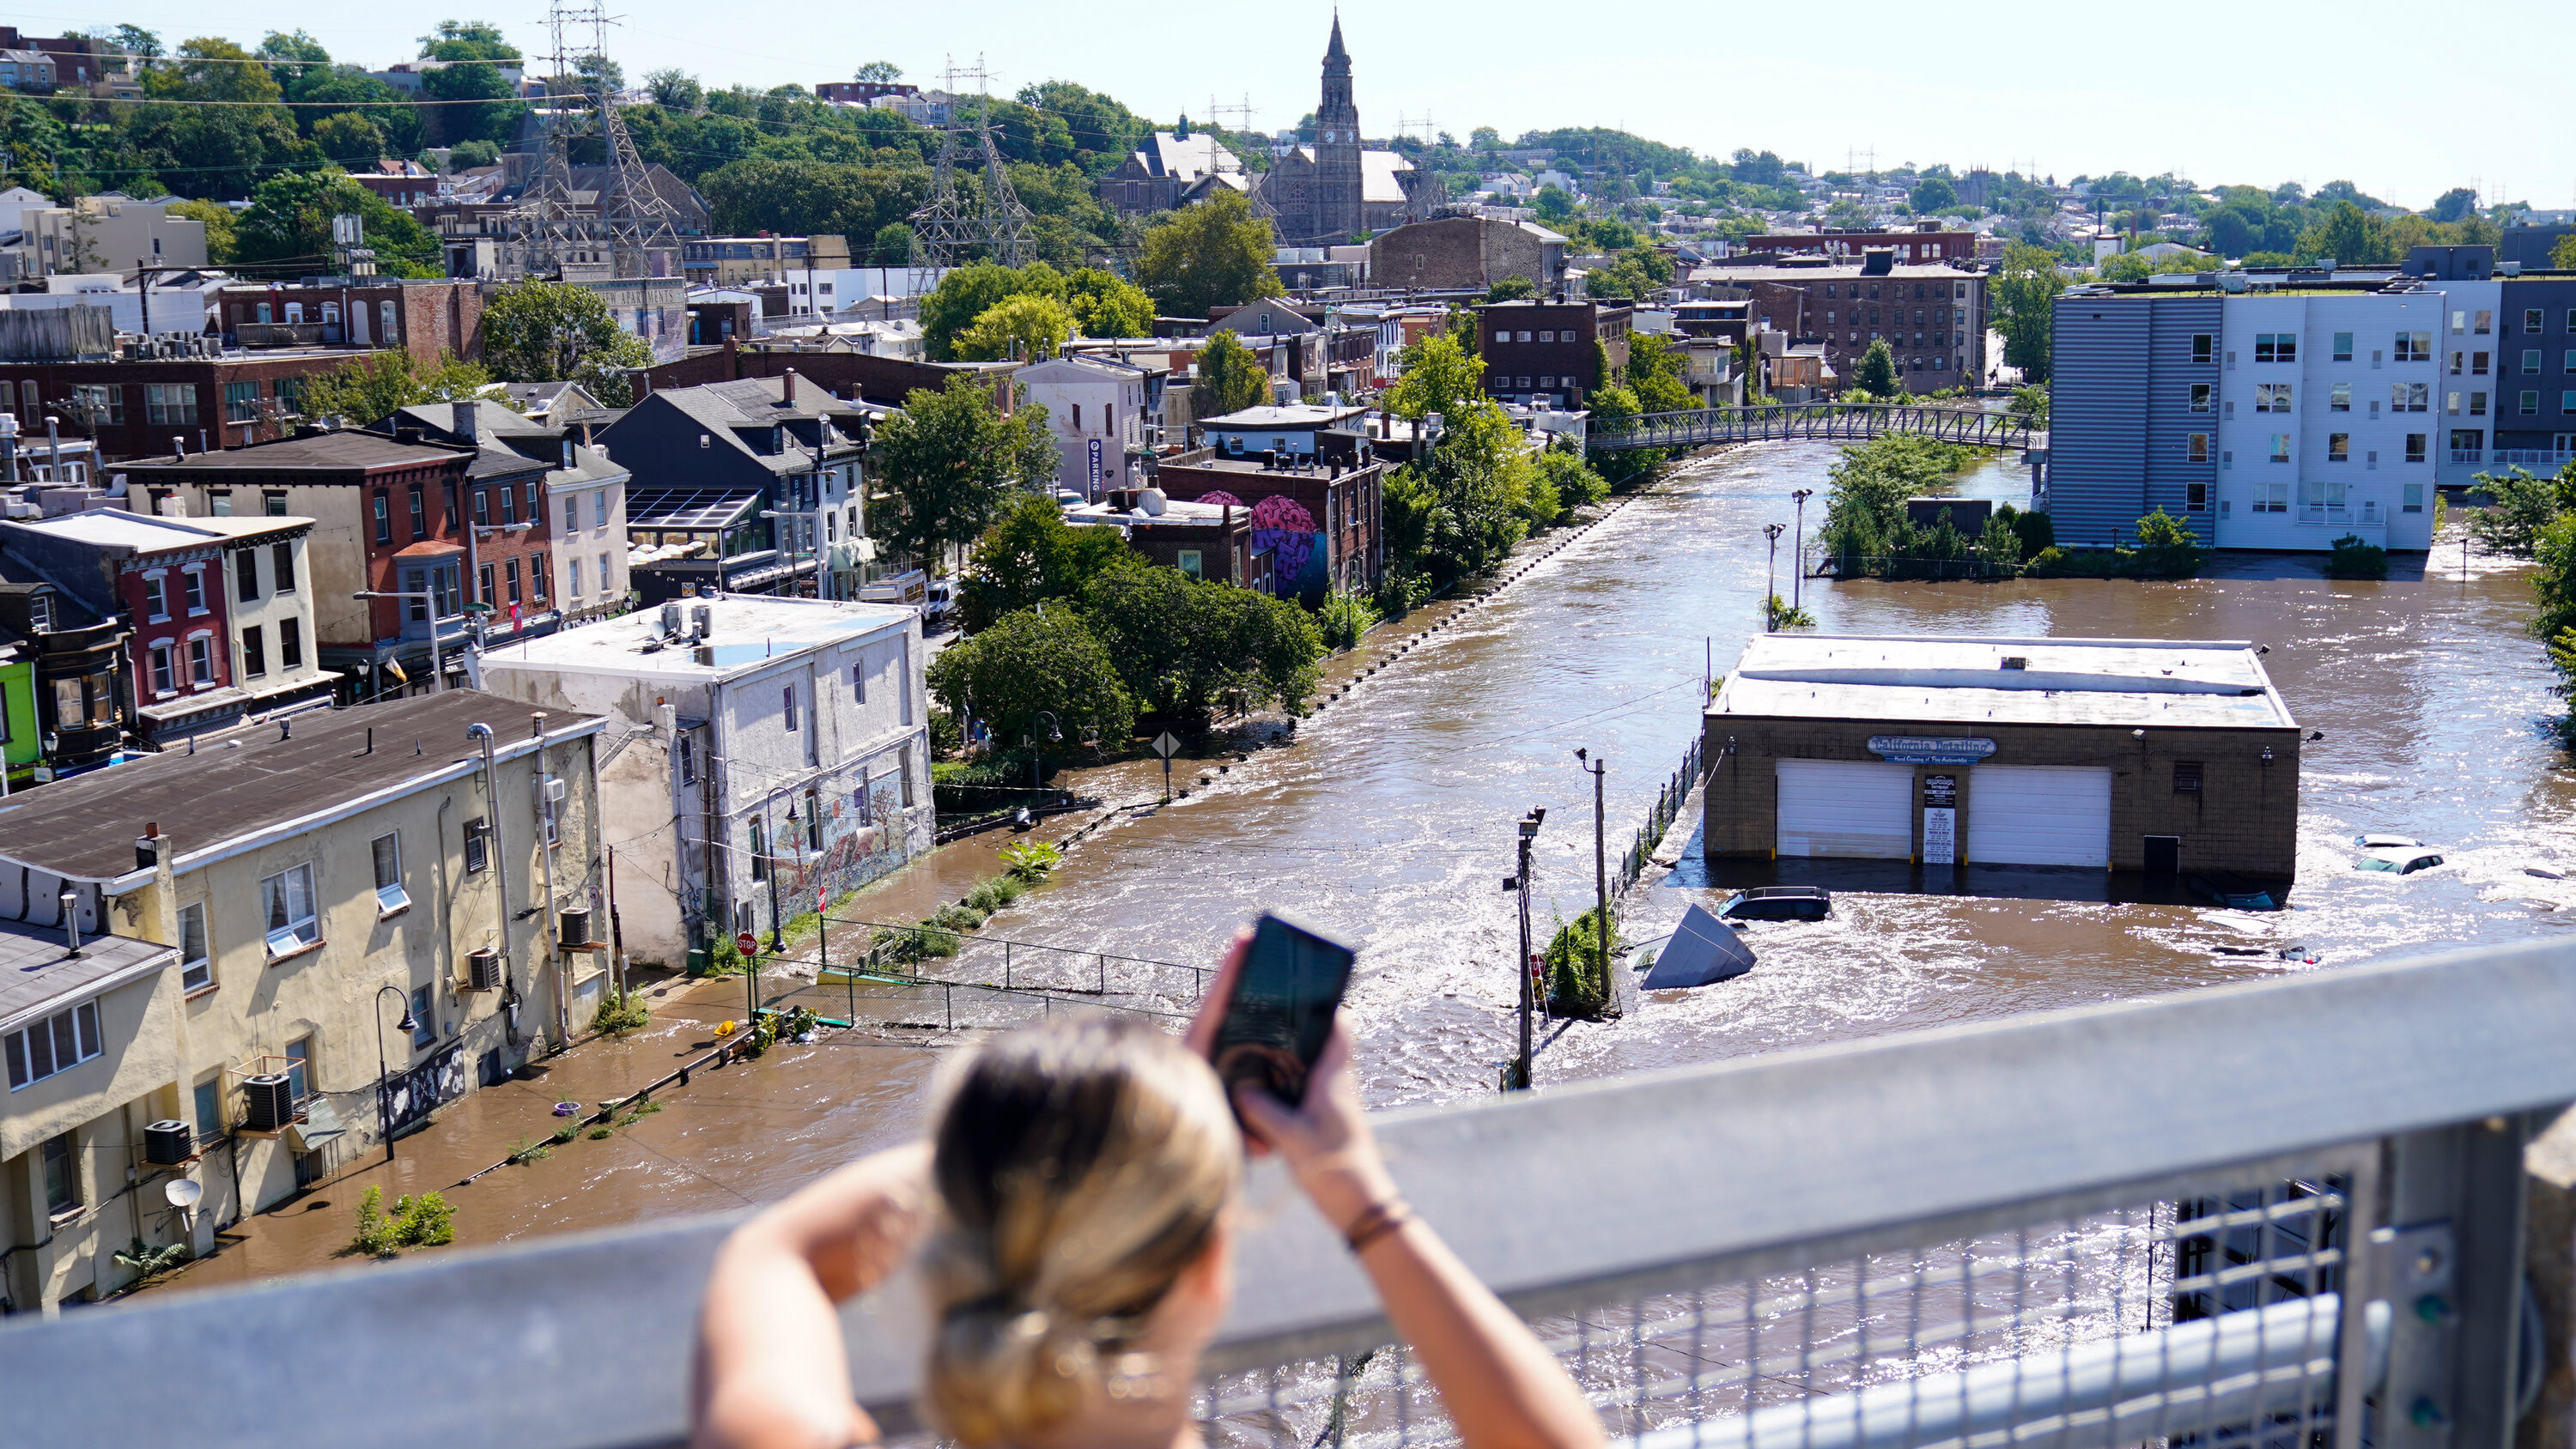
[165,1179,202,1210]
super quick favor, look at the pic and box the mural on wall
[382,1040,470,1138]
[1197,490,1324,597]
[769,764,914,922]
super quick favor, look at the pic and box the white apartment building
[476,596,933,969]
[1016,354,1154,500]
[24,196,208,278]
[2211,288,2445,551]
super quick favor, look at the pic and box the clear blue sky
[21,0,2572,212]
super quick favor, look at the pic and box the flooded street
[163,440,2576,1288]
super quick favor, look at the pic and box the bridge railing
[1589,403,2035,452]
[6,941,2570,1449]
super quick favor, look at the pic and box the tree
[1469,126,1501,150]
[1383,333,1483,423]
[480,280,653,403]
[1989,242,2065,382]
[1388,402,1539,582]
[1134,190,1283,318]
[165,198,237,264]
[2430,187,2478,224]
[1485,274,1537,302]
[1533,185,1575,223]
[2293,200,2393,265]
[1625,332,1698,414]
[2555,235,2576,272]
[145,37,284,104]
[1909,175,1959,212]
[1080,560,1322,716]
[1852,339,1899,397]
[1191,330,1271,420]
[1062,269,1153,338]
[854,60,903,82]
[871,378,1058,573]
[311,112,389,167]
[301,350,493,426]
[926,606,1134,753]
[871,221,914,264]
[956,494,1132,632]
[236,169,442,277]
[953,294,1075,362]
[643,68,701,109]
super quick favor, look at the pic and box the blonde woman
[692,938,1602,1449]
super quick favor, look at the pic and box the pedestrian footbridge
[1589,402,2044,453]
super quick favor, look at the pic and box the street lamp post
[1573,749,1613,1020]
[1028,710,1063,797]
[1789,489,1813,610]
[372,984,419,1165]
[1504,808,1546,1088]
[353,589,465,693]
[1762,524,1785,631]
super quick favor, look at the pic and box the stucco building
[1369,216,1569,294]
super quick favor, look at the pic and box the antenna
[1207,93,1258,135]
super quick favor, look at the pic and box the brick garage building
[213,279,486,366]
[1703,634,2300,893]
[1369,216,1569,294]
[1476,300,1633,409]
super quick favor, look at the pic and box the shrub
[1764,594,1814,629]
[351,1186,400,1258]
[591,988,651,1037]
[1318,590,1377,651]
[966,880,1007,913]
[1544,906,1616,1017]
[2324,533,2389,579]
[1373,567,1433,618]
[934,901,987,931]
[393,1191,455,1248]
[1000,840,1062,882]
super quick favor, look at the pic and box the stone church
[1256,17,1442,246]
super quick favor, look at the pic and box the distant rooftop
[2,510,310,552]
[1197,403,1368,429]
[477,596,914,683]
[115,431,467,473]
[0,917,174,1037]
[1712,634,2296,731]
[0,690,605,885]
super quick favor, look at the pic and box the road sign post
[736,931,759,1022]
[1151,731,1182,800]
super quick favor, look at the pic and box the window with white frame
[2254,333,2296,363]
[182,566,206,614]
[372,833,409,914]
[2255,383,2292,413]
[6,999,102,1090]
[149,643,173,694]
[188,634,214,685]
[179,902,210,991]
[143,572,168,621]
[260,863,319,957]
[783,684,798,731]
[2189,384,2211,413]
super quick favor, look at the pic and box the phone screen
[1209,912,1356,1111]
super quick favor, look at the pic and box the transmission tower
[907,116,975,270]
[588,6,679,278]
[908,56,1030,270]
[504,0,673,282]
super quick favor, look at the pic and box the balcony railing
[4,941,2573,1449]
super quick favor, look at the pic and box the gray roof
[0,917,174,1038]
[117,431,469,475]
[635,378,866,478]
[0,690,605,883]
[1199,403,1370,430]
[1711,634,2296,731]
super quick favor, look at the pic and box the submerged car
[1716,886,1832,922]
[2354,833,2428,850]
[2355,846,2445,875]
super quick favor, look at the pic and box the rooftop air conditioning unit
[558,907,593,948]
[467,947,504,991]
[143,1119,196,1166]
[241,1074,295,1131]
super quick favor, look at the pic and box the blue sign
[1867,736,1997,765]
[1087,437,1103,491]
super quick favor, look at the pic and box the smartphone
[1208,912,1358,1113]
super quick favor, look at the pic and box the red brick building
[641,339,1012,409]
[214,280,486,367]
[1744,225,1976,266]
[1152,453,1384,600]
[1474,300,1634,409]
[115,429,556,700]
[0,349,384,459]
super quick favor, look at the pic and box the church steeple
[1326,11,1348,67]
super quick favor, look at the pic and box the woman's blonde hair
[922,1016,1242,1447]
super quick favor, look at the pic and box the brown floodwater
[158,443,2576,1292]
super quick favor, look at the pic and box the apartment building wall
[2419,278,2506,492]
[2044,293,2219,546]
[2491,278,2576,470]
[2214,291,2443,551]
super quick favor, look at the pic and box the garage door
[1776,760,1916,859]
[1967,766,2111,868]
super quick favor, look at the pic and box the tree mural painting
[769,768,915,918]
[1200,490,1325,597]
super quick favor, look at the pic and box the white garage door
[1776,760,1916,859]
[1967,766,2111,868]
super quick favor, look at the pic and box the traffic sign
[1150,732,1182,760]
[735,931,758,956]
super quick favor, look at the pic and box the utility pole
[1763,522,1784,629]
[1505,809,1545,1088]
[1575,749,1613,1018]
[1789,489,1813,611]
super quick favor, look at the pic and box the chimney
[172,436,187,459]
[782,368,799,406]
[454,397,480,442]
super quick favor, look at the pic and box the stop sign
[736,931,759,956]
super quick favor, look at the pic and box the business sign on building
[1087,438,1103,492]
[1921,773,1957,865]
[1868,736,1997,765]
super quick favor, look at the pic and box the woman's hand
[1231,1021,1399,1236]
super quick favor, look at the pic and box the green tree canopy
[1191,330,1272,420]
[480,279,653,403]
[1851,338,1900,397]
[926,603,1135,750]
[235,169,441,276]
[953,294,1076,361]
[1134,190,1282,318]
[164,198,237,264]
[872,378,1058,572]
[1990,242,2066,382]
[1383,332,1483,423]
[2293,199,2394,265]
[1625,331,1698,413]
[1485,274,1537,302]
[956,494,1133,632]
[302,350,493,427]
[1909,176,1959,212]
[1079,559,1323,716]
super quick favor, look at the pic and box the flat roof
[0,690,605,884]
[477,596,914,683]
[0,917,175,1037]
[3,511,312,551]
[1710,634,2297,731]
[1197,404,1368,429]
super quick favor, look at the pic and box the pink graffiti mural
[1196,490,1248,508]
[1249,495,1320,588]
